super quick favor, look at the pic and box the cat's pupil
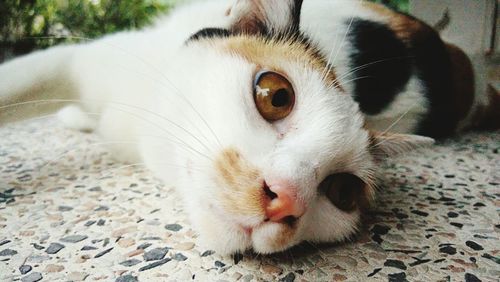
[339,185,352,206]
[321,173,364,212]
[272,89,289,107]
[253,71,295,121]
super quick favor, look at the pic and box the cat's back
[301,0,476,137]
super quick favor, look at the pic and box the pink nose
[263,181,306,223]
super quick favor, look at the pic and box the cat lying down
[0,0,498,255]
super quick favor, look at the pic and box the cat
[0,0,497,255]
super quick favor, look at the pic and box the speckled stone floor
[0,118,499,282]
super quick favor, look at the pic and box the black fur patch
[289,0,304,34]
[346,18,412,115]
[186,25,323,63]
[405,15,457,138]
[188,28,231,42]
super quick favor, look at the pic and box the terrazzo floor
[0,118,499,282]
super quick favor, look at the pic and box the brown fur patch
[214,148,264,216]
[206,35,342,91]
[215,148,300,247]
[229,4,267,35]
[471,85,500,130]
[361,2,431,45]
[445,43,475,122]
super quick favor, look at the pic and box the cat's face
[161,0,433,254]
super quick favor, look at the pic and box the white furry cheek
[301,198,362,244]
[191,211,252,255]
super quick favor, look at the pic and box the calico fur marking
[190,0,343,91]
[361,1,420,44]
[347,18,412,115]
[215,148,264,216]
[204,35,342,92]
[360,2,476,137]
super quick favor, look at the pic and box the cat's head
[167,0,433,254]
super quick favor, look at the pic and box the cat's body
[0,0,497,254]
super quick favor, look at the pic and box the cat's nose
[263,181,306,223]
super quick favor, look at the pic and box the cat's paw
[57,105,96,132]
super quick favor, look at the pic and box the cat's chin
[248,221,301,254]
[198,219,301,255]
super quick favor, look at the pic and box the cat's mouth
[239,213,299,236]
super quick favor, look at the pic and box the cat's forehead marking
[214,148,264,216]
[209,35,343,91]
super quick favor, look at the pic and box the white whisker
[97,161,206,180]
[319,0,361,84]
[0,99,213,161]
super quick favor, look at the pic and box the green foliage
[370,0,409,12]
[0,0,172,57]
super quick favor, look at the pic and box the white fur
[364,76,429,133]
[57,105,96,131]
[0,0,432,254]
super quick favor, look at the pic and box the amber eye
[320,173,366,212]
[253,71,295,121]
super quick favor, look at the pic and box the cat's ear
[368,131,435,160]
[227,0,303,35]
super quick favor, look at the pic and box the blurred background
[0,0,408,61]
[1,0,497,116]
